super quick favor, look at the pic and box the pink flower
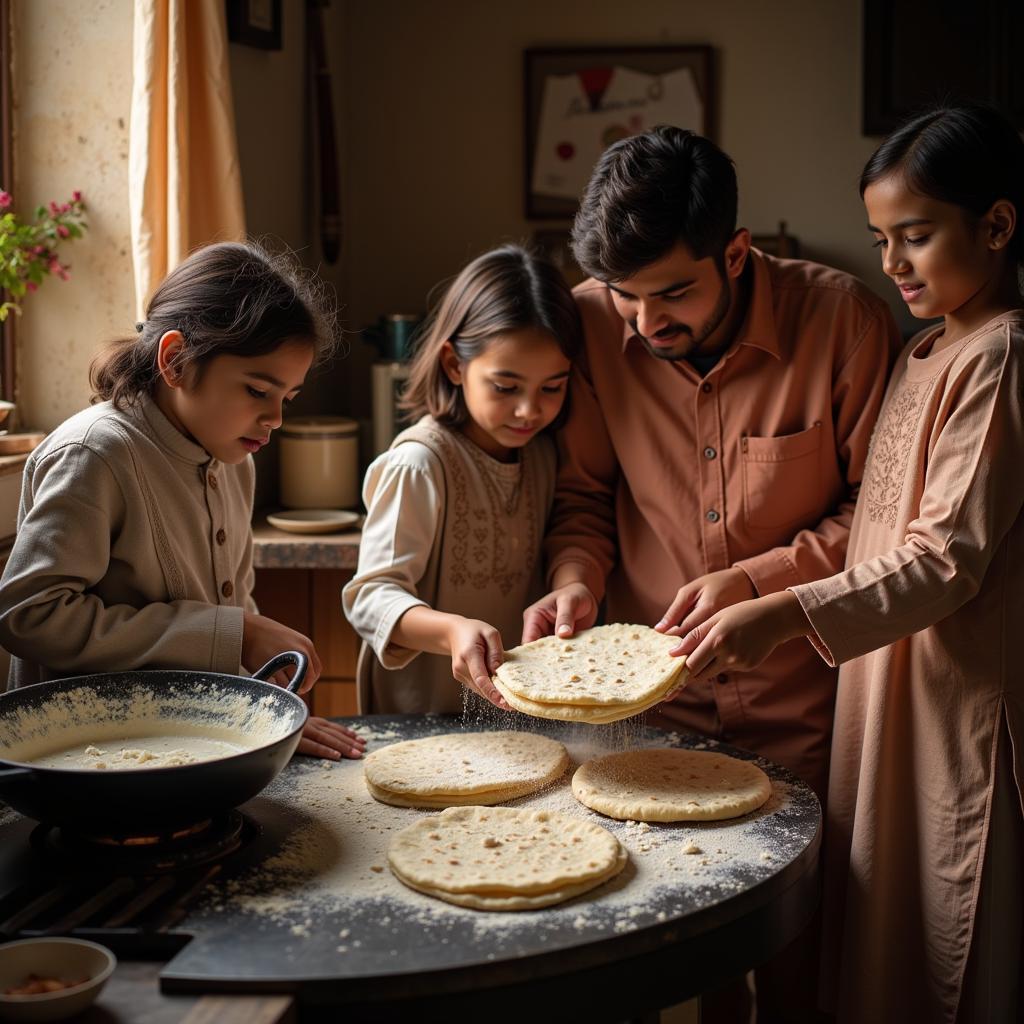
[26,282,37,292]
[56,224,69,238]
[0,191,10,210]
[48,201,59,216]
[71,190,81,202]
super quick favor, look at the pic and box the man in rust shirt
[523,126,899,1019]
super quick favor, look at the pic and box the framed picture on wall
[226,0,283,51]
[524,45,715,220]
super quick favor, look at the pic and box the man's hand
[296,717,367,760]
[669,591,812,684]
[654,568,756,644]
[447,618,511,710]
[521,583,599,644]
[242,611,322,692]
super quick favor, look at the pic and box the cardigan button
[221,580,234,598]
[216,528,226,545]
[717,672,729,684]
[208,473,218,489]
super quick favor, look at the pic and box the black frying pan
[0,652,309,832]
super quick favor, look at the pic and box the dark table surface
[0,715,821,1023]
[162,715,822,1022]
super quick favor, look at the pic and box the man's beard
[635,273,732,362]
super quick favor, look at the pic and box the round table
[167,714,822,1023]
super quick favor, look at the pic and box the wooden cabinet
[863,0,1024,134]
[252,568,359,717]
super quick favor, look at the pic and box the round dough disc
[363,731,568,807]
[572,749,772,822]
[387,805,627,911]
[493,678,681,724]
[493,624,686,707]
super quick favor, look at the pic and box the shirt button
[703,446,717,460]
[216,528,226,545]
[717,672,729,684]
[221,580,234,598]
[208,473,218,490]
[706,509,720,523]
[701,382,713,394]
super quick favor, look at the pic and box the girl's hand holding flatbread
[492,623,689,724]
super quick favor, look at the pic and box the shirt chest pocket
[741,422,822,531]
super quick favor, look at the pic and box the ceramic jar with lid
[279,416,360,509]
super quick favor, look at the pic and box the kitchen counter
[251,513,361,570]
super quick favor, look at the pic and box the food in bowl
[0,937,115,1021]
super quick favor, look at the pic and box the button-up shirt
[546,249,901,796]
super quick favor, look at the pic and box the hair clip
[135,321,145,333]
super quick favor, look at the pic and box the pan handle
[252,651,308,694]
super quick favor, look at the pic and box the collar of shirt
[619,248,783,363]
[137,392,213,466]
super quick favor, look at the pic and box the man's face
[605,240,747,362]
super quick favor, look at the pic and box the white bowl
[0,938,116,1021]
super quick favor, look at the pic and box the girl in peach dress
[669,105,1024,1023]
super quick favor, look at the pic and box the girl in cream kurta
[671,106,1024,1022]
[344,416,555,713]
[342,245,581,713]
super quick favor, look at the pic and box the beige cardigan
[343,416,556,714]
[0,394,256,689]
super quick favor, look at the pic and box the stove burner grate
[33,811,248,874]
[0,812,259,958]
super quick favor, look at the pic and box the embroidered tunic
[343,416,556,713]
[792,312,1024,1022]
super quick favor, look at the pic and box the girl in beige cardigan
[0,241,365,761]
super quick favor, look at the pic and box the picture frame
[524,45,715,220]
[226,0,283,51]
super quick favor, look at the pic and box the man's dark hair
[570,125,738,282]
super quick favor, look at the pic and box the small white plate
[266,509,361,535]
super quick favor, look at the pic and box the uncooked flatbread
[495,683,676,724]
[387,806,627,911]
[492,624,688,724]
[363,731,568,808]
[571,749,772,822]
[494,624,684,706]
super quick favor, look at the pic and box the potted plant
[0,189,88,451]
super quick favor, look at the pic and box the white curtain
[129,0,246,318]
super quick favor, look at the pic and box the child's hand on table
[298,717,366,760]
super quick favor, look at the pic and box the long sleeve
[734,301,900,595]
[543,350,620,602]
[342,444,443,669]
[793,335,1024,666]
[0,442,243,678]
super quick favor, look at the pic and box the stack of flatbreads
[572,748,772,822]
[363,731,568,808]
[387,806,628,910]
[492,624,688,724]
